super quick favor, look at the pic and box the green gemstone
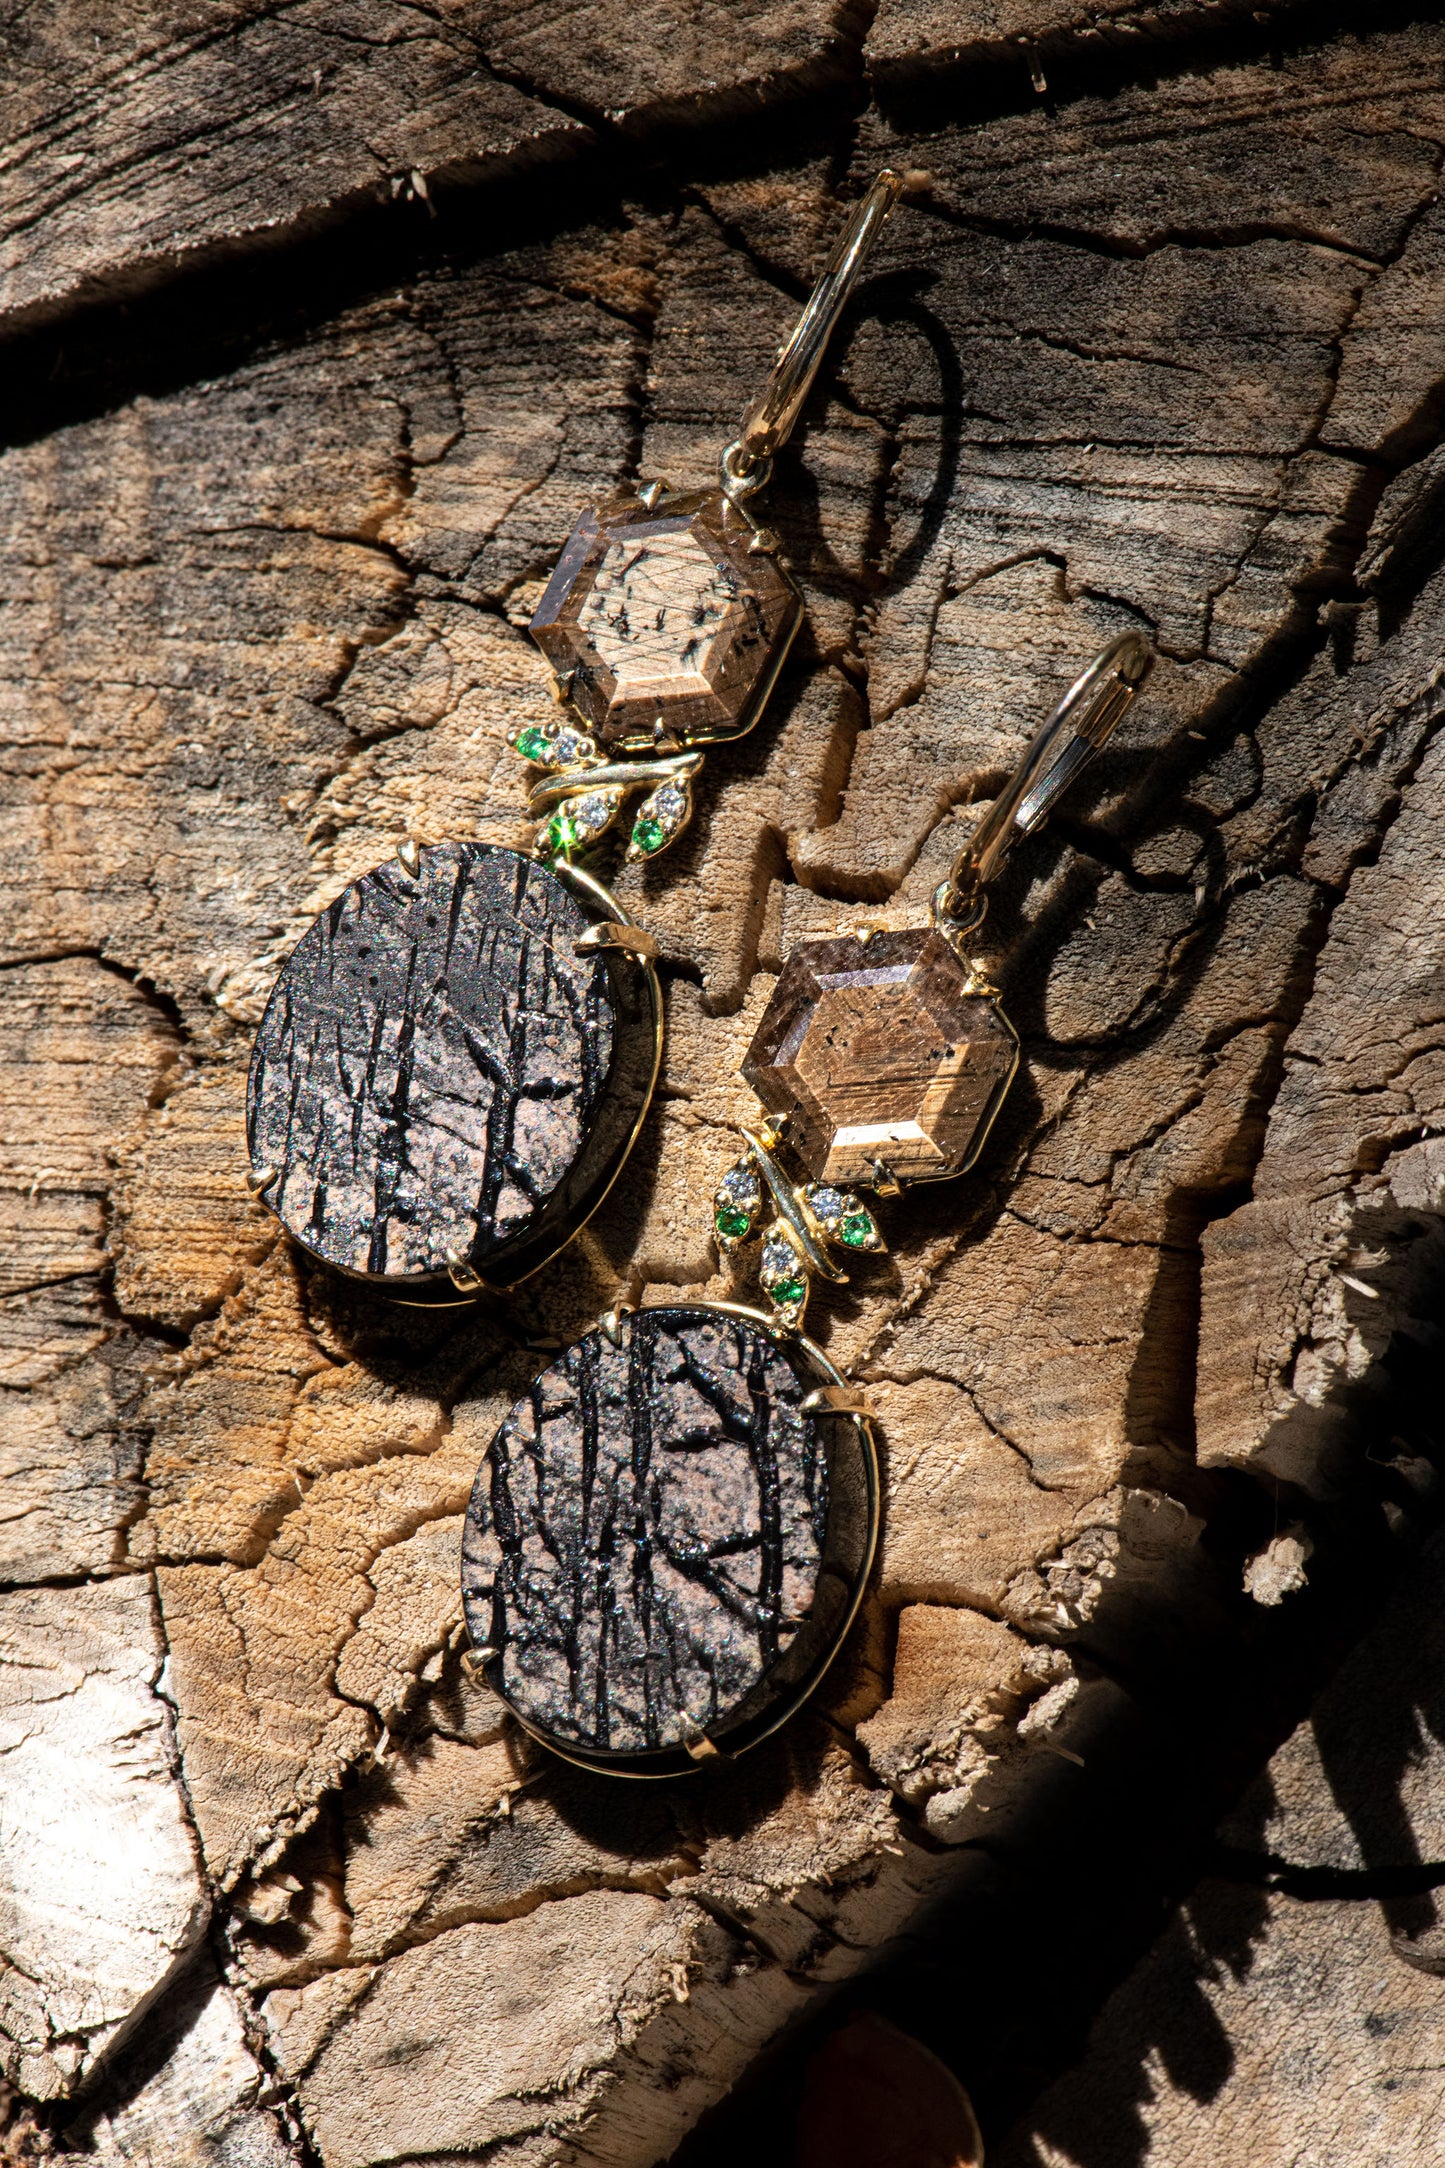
[715,1205,751,1240]
[544,808,577,855]
[632,814,667,855]
[514,727,552,763]
[839,1211,875,1248]
[769,1275,806,1308]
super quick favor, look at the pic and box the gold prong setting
[713,1159,764,1250]
[801,1183,884,1252]
[801,1383,874,1417]
[758,1224,810,1327]
[537,786,627,861]
[626,773,693,862]
[574,921,661,960]
[509,717,600,770]
[714,1129,890,1324]
[444,1243,486,1294]
[679,1715,724,1762]
[597,1301,636,1347]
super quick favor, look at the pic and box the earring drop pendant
[447,176,912,1771]
[462,1302,878,1775]
[524,170,907,863]
[247,843,661,1299]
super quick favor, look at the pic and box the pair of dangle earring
[463,630,1154,1776]
[240,155,1153,1775]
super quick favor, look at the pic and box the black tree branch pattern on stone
[462,1307,830,1754]
[248,842,616,1282]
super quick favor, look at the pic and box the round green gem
[514,727,552,763]
[769,1275,806,1309]
[632,814,667,855]
[839,1211,875,1248]
[715,1205,751,1240]
[544,808,577,855]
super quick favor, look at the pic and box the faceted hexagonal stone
[742,929,1020,1187]
[247,842,658,1295]
[462,1303,877,1771]
[529,487,801,748]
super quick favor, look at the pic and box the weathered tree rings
[461,1302,878,1775]
[246,842,660,1300]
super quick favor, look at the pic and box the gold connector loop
[933,630,1154,934]
[720,169,906,503]
[800,1384,875,1417]
[574,922,661,961]
[719,438,772,502]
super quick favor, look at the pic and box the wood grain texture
[5,8,1445,2163]
[864,0,1326,91]
[0,0,863,336]
[994,1537,1445,2167]
[0,1576,208,2101]
[66,1959,298,2166]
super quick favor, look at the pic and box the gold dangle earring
[462,632,1154,1777]
[244,171,905,1304]
[729,631,1154,1318]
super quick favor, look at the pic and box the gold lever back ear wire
[932,628,1154,943]
[718,169,907,505]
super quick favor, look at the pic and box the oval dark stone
[461,1303,877,1769]
[247,842,657,1293]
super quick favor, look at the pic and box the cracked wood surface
[4,8,1445,2164]
[996,1531,1445,2167]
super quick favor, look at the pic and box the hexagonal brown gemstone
[742,930,1020,1187]
[529,487,801,748]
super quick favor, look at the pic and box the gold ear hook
[933,630,1155,936]
[719,170,906,504]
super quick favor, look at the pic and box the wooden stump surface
[4,5,1445,2162]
